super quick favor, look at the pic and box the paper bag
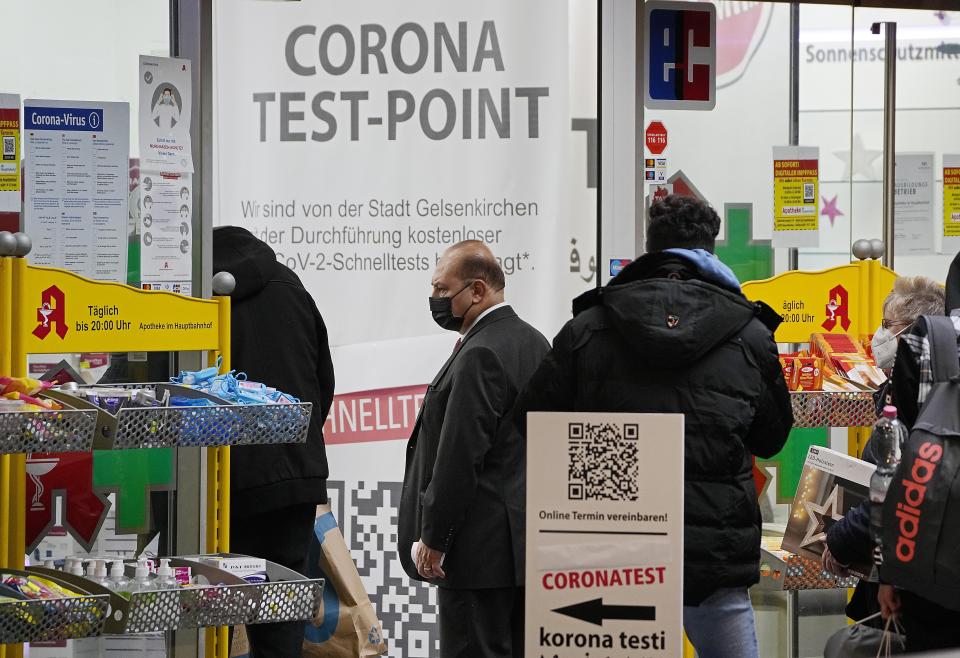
[230,626,250,658]
[303,504,387,657]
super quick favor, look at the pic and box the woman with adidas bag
[822,277,944,656]
[876,286,960,653]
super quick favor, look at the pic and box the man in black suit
[399,240,550,657]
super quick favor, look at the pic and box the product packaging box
[200,556,268,584]
[781,445,876,575]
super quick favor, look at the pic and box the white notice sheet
[23,100,129,282]
[894,152,935,256]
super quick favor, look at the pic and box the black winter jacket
[516,252,793,605]
[213,226,335,518]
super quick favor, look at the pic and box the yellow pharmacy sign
[742,262,896,344]
[944,165,960,238]
[19,264,219,354]
[0,106,19,195]
[773,158,819,233]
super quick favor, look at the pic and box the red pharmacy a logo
[33,285,68,340]
[821,284,851,332]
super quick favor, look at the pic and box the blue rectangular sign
[645,1,716,110]
[24,107,105,132]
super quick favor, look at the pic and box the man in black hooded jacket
[516,195,792,658]
[214,226,334,657]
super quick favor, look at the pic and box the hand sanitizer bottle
[108,560,132,598]
[91,560,111,588]
[154,559,178,590]
[132,558,155,594]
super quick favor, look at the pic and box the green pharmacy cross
[93,448,175,534]
[715,204,772,283]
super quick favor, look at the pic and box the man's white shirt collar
[461,302,508,338]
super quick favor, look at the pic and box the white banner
[215,3,572,655]
[216,1,570,348]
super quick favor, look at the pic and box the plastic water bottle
[107,560,132,598]
[154,559,178,590]
[869,405,907,562]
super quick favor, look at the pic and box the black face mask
[429,282,475,332]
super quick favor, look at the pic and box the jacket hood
[662,248,741,293]
[601,276,757,368]
[212,226,277,301]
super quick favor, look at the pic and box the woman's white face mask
[872,324,908,370]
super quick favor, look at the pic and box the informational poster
[894,152,935,256]
[139,172,192,295]
[216,3,571,655]
[216,2,569,348]
[772,146,820,248]
[0,93,20,212]
[23,100,129,282]
[526,412,684,658]
[138,56,193,174]
[944,154,960,251]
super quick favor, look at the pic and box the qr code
[567,423,639,501]
[2,136,14,160]
[803,182,815,203]
[327,480,439,658]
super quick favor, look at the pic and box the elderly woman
[822,276,944,625]
[874,271,960,653]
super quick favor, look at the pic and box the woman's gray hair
[883,276,945,324]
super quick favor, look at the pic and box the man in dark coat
[516,195,792,658]
[398,240,549,658]
[214,226,334,658]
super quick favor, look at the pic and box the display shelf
[0,408,97,454]
[790,391,877,428]
[170,555,323,628]
[27,555,322,636]
[0,385,313,452]
[0,569,108,644]
[103,384,312,450]
[758,546,860,592]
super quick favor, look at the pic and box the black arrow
[551,598,656,626]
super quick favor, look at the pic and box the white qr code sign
[526,413,684,657]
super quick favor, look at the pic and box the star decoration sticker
[799,484,845,549]
[833,134,882,181]
[821,195,844,227]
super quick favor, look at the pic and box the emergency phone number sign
[526,413,684,658]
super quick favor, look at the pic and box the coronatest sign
[526,413,684,658]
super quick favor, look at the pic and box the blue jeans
[683,587,759,658]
